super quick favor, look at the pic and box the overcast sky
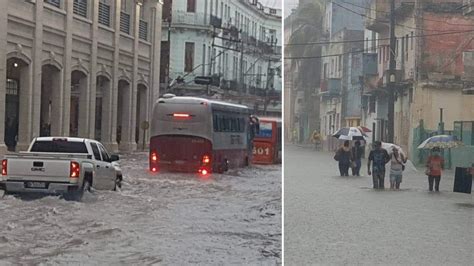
[283,0,298,17]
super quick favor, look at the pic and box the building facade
[0,0,163,155]
[362,0,474,160]
[160,0,282,116]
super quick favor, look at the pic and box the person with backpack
[351,140,363,176]
[367,141,390,189]
[389,146,407,190]
[334,140,352,176]
[426,147,445,192]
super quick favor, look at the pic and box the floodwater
[0,153,281,265]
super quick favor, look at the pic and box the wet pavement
[0,153,281,265]
[284,145,473,265]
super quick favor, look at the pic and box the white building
[0,0,163,155]
[160,0,282,114]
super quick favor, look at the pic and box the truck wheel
[64,176,92,201]
[113,175,122,191]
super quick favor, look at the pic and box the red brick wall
[422,13,474,76]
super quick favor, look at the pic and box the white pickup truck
[0,137,122,200]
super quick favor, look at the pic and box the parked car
[0,137,122,200]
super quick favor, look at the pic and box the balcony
[170,11,210,29]
[319,78,341,97]
[365,0,389,32]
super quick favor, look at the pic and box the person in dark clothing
[335,140,352,176]
[351,140,363,176]
[367,141,390,189]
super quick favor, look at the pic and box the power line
[284,29,474,46]
[285,44,383,60]
[340,0,474,27]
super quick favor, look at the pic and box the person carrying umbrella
[367,141,390,189]
[426,147,444,192]
[334,140,352,176]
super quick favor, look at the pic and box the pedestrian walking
[311,130,321,150]
[389,146,407,190]
[426,147,445,192]
[334,140,352,176]
[367,141,390,189]
[351,140,363,176]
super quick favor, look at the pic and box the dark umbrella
[332,127,368,141]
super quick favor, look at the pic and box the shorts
[390,173,402,183]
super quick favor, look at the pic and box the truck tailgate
[6,157,72,182]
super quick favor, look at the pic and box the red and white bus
[149,95,251,175]
[252,117,282,164]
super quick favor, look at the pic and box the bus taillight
[198,168,209,176]
[150,150,159,172]
[1,159,7,176]
[202,155,211,165]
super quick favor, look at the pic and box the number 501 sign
[253,146,270,156]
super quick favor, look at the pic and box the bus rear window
[256,122,273,138]
[30,141,88,153]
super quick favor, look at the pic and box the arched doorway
[116,79,130,145]
[40,64,61,136]
[70,70,88,137]
[95,75,111,141]
[135,84,148,148]
[4,58,29,151]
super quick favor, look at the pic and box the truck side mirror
[110,154,120,162]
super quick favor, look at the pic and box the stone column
[105,0,122,153]
[0,0,8,154]
[17,64,34,151]
[88,0,100,139]
[62,0,74,136]
[50,67,63,136]
[120,0,142,152]
[28,0,45,147]
[77,73,90,137]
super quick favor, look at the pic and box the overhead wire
[284,29,474,47]
[339,0,474,27]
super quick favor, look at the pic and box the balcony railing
[170,11,209,27]
[319,78,341,96]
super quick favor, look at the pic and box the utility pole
[263,36,274,116]
[387,0,396,143]
[238,33,245,104]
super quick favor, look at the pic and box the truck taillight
[202,155,211,165]
[1,159,7,176]
[70,161,80,178]
[150,150,159,172]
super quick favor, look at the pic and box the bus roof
[157,96,249,110]
[258,117,282,123]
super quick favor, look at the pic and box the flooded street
[0,153,281,265]
[285,145,473,265]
